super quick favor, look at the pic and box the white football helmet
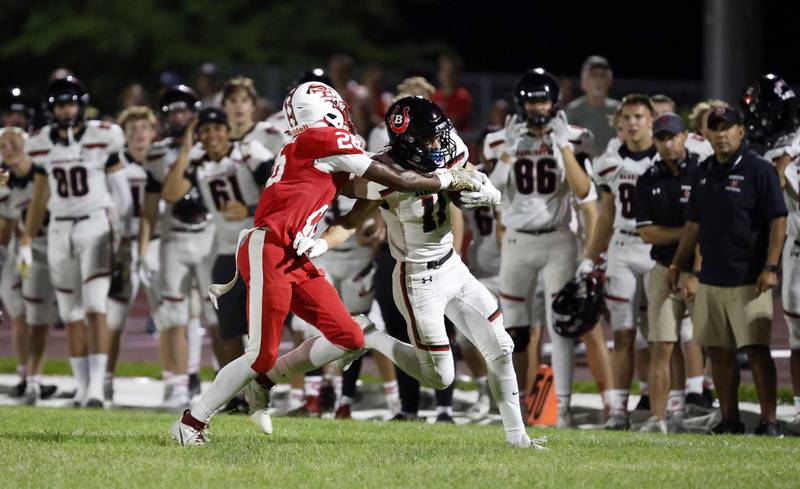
[283,82,353,135]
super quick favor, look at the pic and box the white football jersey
[686,132,714,160]
[764,130,800,237]
[188,141,271,254]
[0,167,48,254]
[494,127,595,231]
[593,143,658,233]
[366,134,469,263]
[109,150,149,239]
[232,121,286,159]
[26,121,124,217]
[144,139,210,234]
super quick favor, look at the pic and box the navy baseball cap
[652,112,686,137]
[707,106,743,130]
[196,107,229,129]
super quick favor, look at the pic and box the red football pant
[237,229,364,374]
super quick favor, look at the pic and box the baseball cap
[581,55,611,73]
[196,107,228,129]
[707,106,743,130]
[652,112,686,137]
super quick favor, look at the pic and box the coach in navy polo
[668,106,787,436]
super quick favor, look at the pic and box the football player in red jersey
[171,82,481,445]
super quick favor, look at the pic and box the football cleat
[603,413,630,431]
[335,404,352,420]
[39,384,57,399]
[435,412,455,424]
[250,409,273,435]
[171,410,209,446]
[639,416,668,434]
[754,420,780,437]
[709,418,745,435]
[286,395,320,418]
[468,395,491,421]
[85,398,104,409]
[634,395,650,412]
[104,378,114,404]
[390,412,419,422]
[11,381,26,398]
[162,389,190,411]
[556,404,572,429]
[507,433,548,450]
[23,382,40,406]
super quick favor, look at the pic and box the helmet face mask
[158,85,201,138]
[552,274,604,338]
[46,76,89,130]
[386,96,457,173]
[740,74,797,148]
[514,68,560,127]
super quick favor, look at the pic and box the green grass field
[1,406,799,488]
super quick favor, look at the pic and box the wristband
[764,264,779,273]
[437,172,453,190]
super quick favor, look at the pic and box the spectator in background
[650,94,677,116]
[432,54,473,132]
[196,63,222,107]
[120,83,149,111]
[328,54,368,134]
[359,66,393,131]
[566,55,619,155]
[159,71,183,95]
[486,99,512,128]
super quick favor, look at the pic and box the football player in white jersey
[143,85,217,407]
[21,76,132,407]
[742,74,800,422]
[0,128,57,404]
[162,107,272,410]
[102,106,158,403]
[580,94,658,429]
[224,76,287,156]
[308,97,544,448]
[487,68,605,427]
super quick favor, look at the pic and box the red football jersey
[254,126,371,245]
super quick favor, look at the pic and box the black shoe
[435,412,455,424]
[145,317,157,336]
[686,392,713,409]
[710,418,745,435]
[702,387,715,407]
[634,395,650,411]
[39,384,57,399]
[85,398,104,409]
[11,381,26,398]
[390,412,419,422]
[188,373,201,398]
[754,420,780,437]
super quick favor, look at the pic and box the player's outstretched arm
[361,160,479,193]
[161,120,196,203]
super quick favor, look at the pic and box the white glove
[446,168,483,192]
[16,244,32,279]
[547,111,573,150]
[503,114,527,151]
[293,234,329,258]
[460,173,502,208]
[576,258,594,278]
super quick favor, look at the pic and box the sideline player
[171,82,480,445]
[580,94,658,429]
[22,76,132,407]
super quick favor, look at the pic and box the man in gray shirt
[565,56,620,155]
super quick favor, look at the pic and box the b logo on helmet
[389,106,411,134]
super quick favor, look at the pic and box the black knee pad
[508,327,530,353]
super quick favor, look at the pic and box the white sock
[190,356,256,423]
[173,374,189,398]
[667,389,686,419]
[266,335,348,384]
[547,322,576,403]
[333,375,342,400]
[70,357,89,404]
[87,354,107,401]
[289,388,304,410]
[609,389,629,416]
[639,382,649,396]
[304,376,322,398]
[383,380,399,404]
[436,405,453,415]
[30,375,42,385]
[485,352,526,442]
[364,329,424,380]
[686,375,704,395]
[187,317,202,374]
[339,395,353,407]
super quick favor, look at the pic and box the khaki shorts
[693,283,773,349]
[648,264,693,343]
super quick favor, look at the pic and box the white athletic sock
[339,395,353,407]
[87,354,107,401]
[266,335,348,384]
[383,380,399,404]
[667,389,686,419]
[70,357,89,405]
[173,374,189,399]
[289,388,304,410]
[30,375,42,385]
[187,317,202,374]
[609,389,629,416]
[547,324,576,404]
[17,365,27,383]
[436,405,453,415]
[364,329,424,380]
[686,375,704,395]
[639,382,649,396]
[485,352,526,442]
[333,375,342,400]
[190,356,256,423]
[304,376,322,398]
